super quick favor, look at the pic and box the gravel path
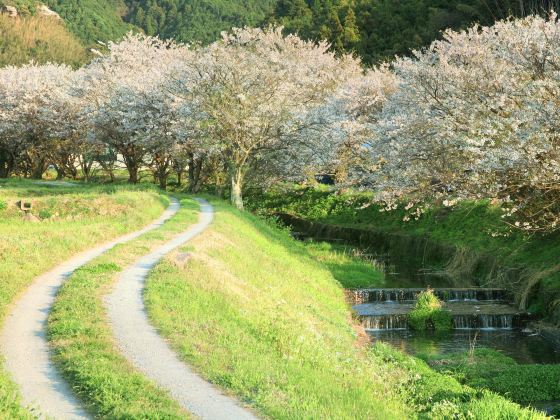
[106,198,258,420]
[0,198,180,419]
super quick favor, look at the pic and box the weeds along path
[106,198,257,420]
[0,198,180,419]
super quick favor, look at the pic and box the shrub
[38,208,52,219]
[408,289,452,330]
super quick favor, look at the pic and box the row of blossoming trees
[1,15,560,230]
[0,28,362,209]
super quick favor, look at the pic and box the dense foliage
[424,348,560,414]
[271,0,560,64]
[45,0,133,45]
[125,0,275,44]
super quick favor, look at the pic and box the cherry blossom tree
[366,14,560,232]
[0,62,74,179]
[86,33,190,185]
[176,26,362,209]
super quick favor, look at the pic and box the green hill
[1,0,551,67]
[124,0,276,44]
[45,0,134,45]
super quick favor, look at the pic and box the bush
[408,289,452,330]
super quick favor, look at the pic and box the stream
[350,287,560,364]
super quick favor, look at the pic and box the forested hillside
[45,0,133,44]
[270,0,560,64]
[124,0,276,44]
[3,0,560,66]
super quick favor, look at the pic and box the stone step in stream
[351,288,527,331]
[351,287,509,305]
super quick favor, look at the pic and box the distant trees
[271,0,560,65]
[4,13,560,229]
[125,0,276,44]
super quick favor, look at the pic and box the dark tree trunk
[55,165,65,180]
[187,153,204,193]
[30,160,47,180]
[0,151,14,178]
[120,144,143,184]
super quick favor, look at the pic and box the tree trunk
[121,146,142,184]
[30,160,46,180]
[126,162,139,183]
[158,173,168,190]
[55,165,64,180]
[230,172,244,210]
[187,153,204,193]
[177,170,183,187]
[0,152,13,178]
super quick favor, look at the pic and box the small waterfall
[453,314,516,330]
[360,314,408,330]
[351,288,509,305]
[353,287,524,331]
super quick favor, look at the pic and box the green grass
[421,348,560,409]
[47,196,199,418]
[0,178,170,417]
[300,241,385,288]
[145,198,546,419]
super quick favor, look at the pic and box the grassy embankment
[245,186,560,324]
[47,196,200,418]
[0,179,169,417]
[145,197,545,419]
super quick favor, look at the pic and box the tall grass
[0,15,87,66]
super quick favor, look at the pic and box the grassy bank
[421,348,560,414]
[145,198,545,419]
[245,186,560,324]
[0,179,169,417]
[47,196,199,418]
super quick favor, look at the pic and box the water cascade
[353,288,525,331]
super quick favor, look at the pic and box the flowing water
[351,287,560,364]
[367,329,560,364]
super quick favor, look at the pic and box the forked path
[106,198,257,420]
[0,198,180,419]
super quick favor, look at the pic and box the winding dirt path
[0,198,180,419]
[106,198,258,420]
